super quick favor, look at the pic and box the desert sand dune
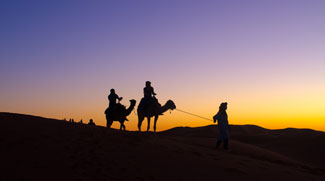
[163,125,325,169]
[0,112,324,181]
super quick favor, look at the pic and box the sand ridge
[1,113,324,180]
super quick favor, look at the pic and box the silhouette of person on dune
[213,102,229,150]
[88,119,96,126]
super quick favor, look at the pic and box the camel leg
[154,115,159,133]
[119,121,123,131]
[106,115,113,128]
[120,123,126,131]
[120,120,126,131]
[138,115,144,132]
[147,117,151,132]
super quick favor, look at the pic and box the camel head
[124,99,137,117]
[166,100,176,110]
[129,99,136,107]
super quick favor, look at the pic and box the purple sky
[1,0,325,130]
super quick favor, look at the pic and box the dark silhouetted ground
[1,112,324,181]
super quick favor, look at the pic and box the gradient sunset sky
[1,0,325,131]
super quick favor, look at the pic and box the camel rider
[144,81,156,98]
[108,89,123,109]
[143,81,160,111]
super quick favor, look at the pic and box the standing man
[213,102,229,150]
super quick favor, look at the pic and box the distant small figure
[108,89,123,108]
[213,102,229,150]
[63,118,67,121]
[79,119,83,124]
[88,119,96,126]
[71,119,75,123]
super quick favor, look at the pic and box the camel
[137,98,176,132]
[105,99,136,130]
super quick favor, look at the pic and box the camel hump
[105,103,127,115]
[138,97,159,110]
[116,103,126,111]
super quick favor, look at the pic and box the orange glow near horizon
[3,80,324,132]
[1,1,325,132]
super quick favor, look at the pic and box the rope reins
[174,108,213,121]
[131,104,213,122]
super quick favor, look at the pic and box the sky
[1,0,325,131]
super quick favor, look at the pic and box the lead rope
[174,108,214,121]
[133,106,212,122]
